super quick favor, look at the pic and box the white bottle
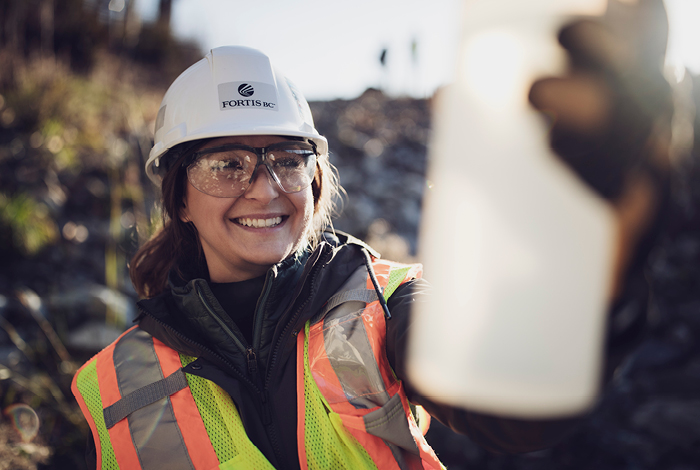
[407,0,616,418]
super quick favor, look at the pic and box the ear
[180,199,191,223]
[312,161,322,212]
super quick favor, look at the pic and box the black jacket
[88,232,642,469]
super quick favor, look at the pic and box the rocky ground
[1,62,700,468]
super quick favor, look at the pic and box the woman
[71,37,669,469]
[73,45,449,469]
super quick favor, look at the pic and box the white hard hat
[145,45,328,185]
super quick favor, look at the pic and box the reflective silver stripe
[112,328,195,470]
[103,369,188,429]
[363,393,422,470]
[384,441,424,470]
[319,288,379,318]
[363,393,419,453]
[322,266,390,409]
[312,261,432,468]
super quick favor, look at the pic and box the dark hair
[129,147,201,298]
[129,139,341,298]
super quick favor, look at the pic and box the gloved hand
[528,0,674,298]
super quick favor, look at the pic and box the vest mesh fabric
[384,266,411,299]
[179,354,275,469]
[302,322,378,470]
[75,360,120,470]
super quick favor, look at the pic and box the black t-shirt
[209,275,266,345]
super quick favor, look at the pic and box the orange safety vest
[72,258,444,469]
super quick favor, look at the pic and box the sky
[135,0,464,101]
[133,0,700,101]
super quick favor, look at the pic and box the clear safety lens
[186,142,317,198]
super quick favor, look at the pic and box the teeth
[236,216,283,228]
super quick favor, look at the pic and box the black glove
[529,0,674,290]
[529,0,673,201]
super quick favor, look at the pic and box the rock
[66,321,125,351]
[47,283,136,326]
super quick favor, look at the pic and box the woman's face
[181,135,315,282]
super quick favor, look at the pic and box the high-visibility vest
[72,259,444,470]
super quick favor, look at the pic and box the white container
[407,0,616,418]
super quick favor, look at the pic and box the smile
[234,216,284,228]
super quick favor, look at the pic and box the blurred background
[0,0,699,468]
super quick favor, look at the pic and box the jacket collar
[137,231,377,373]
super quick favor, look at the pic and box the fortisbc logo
[238,84,254,97]
[218,81,278,111]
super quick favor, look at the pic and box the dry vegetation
[0,2,202,466]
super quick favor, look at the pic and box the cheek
[291,190,315,230]
[184,183,230,228]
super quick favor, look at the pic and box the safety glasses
[185,141,318,198]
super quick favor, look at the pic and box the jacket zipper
[136,305,261,395]
[255,247,330,466]
[246,347,258,374]
[195,284,273,426]
[252,270,274,353]
[197,272,282,456]
[196,284,248,352]
[139,305,282,456]
[265,247,330,387]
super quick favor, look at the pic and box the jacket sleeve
[385,275,649,454]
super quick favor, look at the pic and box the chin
[247,247,297,267]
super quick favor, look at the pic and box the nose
[244,166,279,202]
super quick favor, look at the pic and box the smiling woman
[122,45,339,297]
[180,135,316,283]
[71,45,452,470]
[69,22,675,467]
